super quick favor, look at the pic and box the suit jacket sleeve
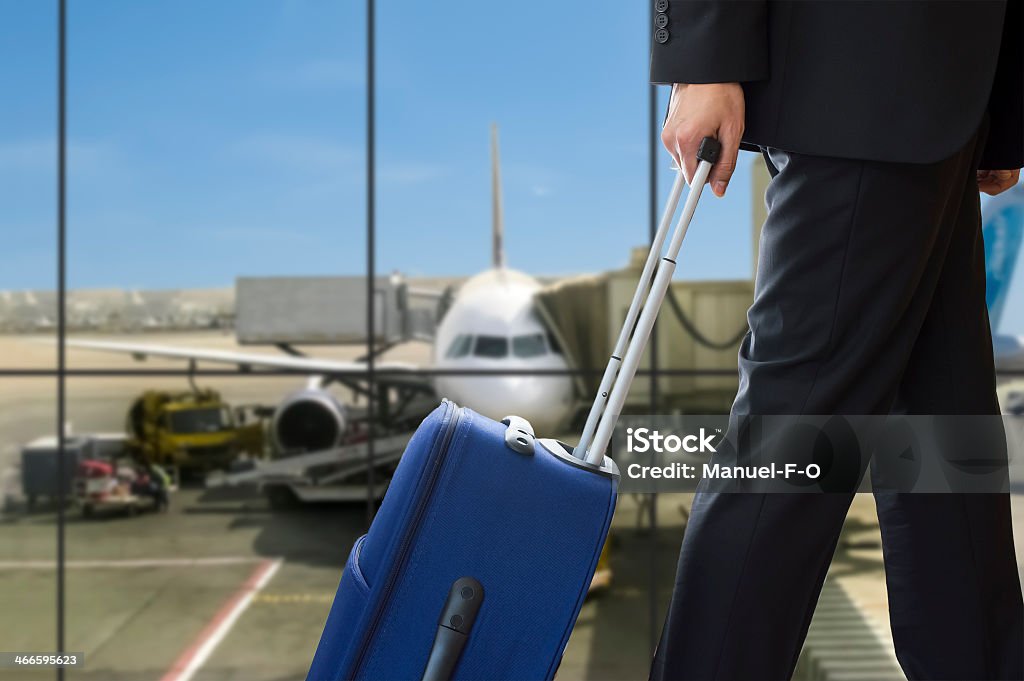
[650,0,769,85]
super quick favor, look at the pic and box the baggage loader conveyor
[205,431,415,508]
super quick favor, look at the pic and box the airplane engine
[272,390,348,454]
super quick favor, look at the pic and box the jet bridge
[234,276,445,346]
[535,249,753,415]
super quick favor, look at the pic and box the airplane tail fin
[982,184,1024,332]
[491,123,505,269]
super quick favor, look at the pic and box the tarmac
[1,332,1023,680]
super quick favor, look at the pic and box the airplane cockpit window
[512,333,547,358]
[446,334,473,359]
[473,335,509,359]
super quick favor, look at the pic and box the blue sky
[0,0,755,290]
[0,0,1020,333]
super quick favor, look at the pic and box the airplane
[64,124,577,456]
[431,126,574,432]
[983,183,1024,372]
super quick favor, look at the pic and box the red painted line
[160,558,281,681]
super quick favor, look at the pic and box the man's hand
[661,82,745,196]
[977,169,1020,196]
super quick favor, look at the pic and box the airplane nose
[496,377,569,430]
[435,374,573,435]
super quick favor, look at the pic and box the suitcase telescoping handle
[576,137,721,465]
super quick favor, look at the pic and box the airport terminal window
[512,333,547,358]
[3,2,722,677]
[473,335,509,359]
[446,334,473,358]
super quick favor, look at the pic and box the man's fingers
[660,128,685,179]
[682,152,699,186]
[977,168,1020,196]
[709,125,741,197]
[979,178,1015,196]
[680,131,705,186]
[661,126,702,184]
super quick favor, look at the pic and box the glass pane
[370,4,757,676]
[374,0,650,435]
[368,2,751,433]
[62,0,370,677]
[0,3,58,370]
[66,0,366,372]
[0,378,57,677]
[64,373,370,680]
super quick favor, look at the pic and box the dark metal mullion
[3,362,1021,378]
[56,0,67,676]
[3,367,1023,376]
[0,368,740,377]
[364,0,376,528]
[646,41,661,657]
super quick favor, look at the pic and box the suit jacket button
[655,0,668,11]
[655,13,669,29]
[655,28,670,44]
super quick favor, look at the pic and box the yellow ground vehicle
[126,389,263,471]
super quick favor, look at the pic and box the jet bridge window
[512,333,547,358]
[473,335,509,358]
[445,334,473,359]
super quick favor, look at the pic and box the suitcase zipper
[348,400,464,678]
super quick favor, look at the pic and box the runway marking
[0,556,264,570]
[253,592,334,604]
[160,557,282,681]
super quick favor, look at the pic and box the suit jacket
[650,0,1023,168]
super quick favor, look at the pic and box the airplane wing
[65,339,429,386]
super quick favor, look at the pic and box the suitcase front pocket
[306,535,372,680]
[346,535,371,596]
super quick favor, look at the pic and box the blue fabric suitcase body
[307,139,721,681]
[307,400,618,680]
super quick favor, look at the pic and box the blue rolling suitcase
[307,139,721,681]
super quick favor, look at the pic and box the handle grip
[420,577,484,681]
[697,136,721,164]
[577,137,719,464]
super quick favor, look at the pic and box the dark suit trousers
[651,118,1024,680]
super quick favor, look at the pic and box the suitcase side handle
[576,137,721,465]
[420,577,485,681]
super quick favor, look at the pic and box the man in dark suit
[650,1,1024,679]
